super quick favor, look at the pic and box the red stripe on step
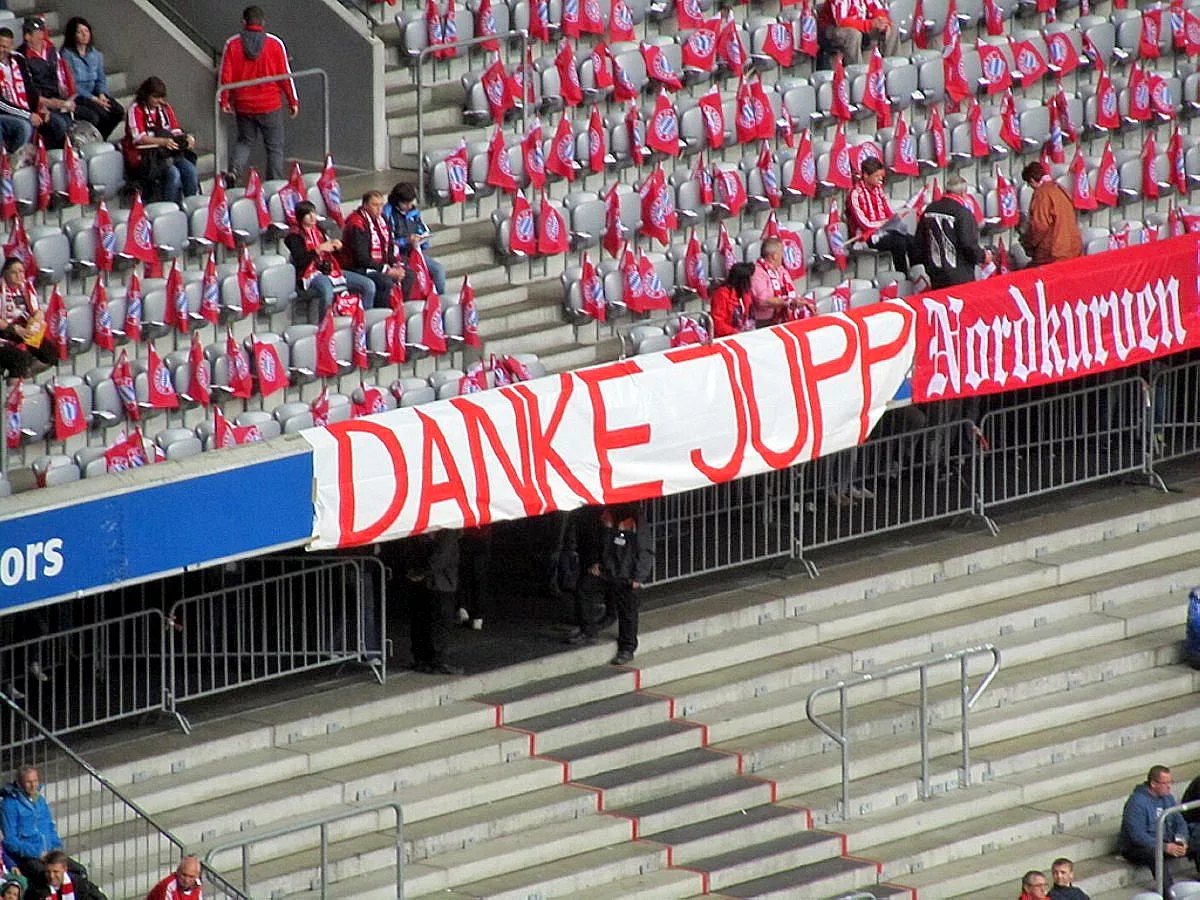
[637,689,677,719]
[496,723,538,756]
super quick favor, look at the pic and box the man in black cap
[17,17,71,149]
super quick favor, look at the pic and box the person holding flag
[0,256,53,375]
[846,157,915,273]
[384,182,446,297]
[285,200,378,314]
[913,173,988,289]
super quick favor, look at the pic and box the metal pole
[396,803,405,900]
[416,55,426,207]
[960,655,971,787]
[1,374,8,477]
[1156,806,1166,898]
[320,823,330,900]
[839,687,850,819]
[241,846,250,893]
[919,666,930,800]
[213,68,330,175]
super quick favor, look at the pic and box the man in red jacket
[218,5,298,183]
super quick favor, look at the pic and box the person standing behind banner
[577,504,653,666]
[219,5,297,183]
[1019,161,1082,267]
[403,530,464,676]
[913,172,988,290]
[750,238,796,327]
[145,856,201,900]
[710,262,757,338]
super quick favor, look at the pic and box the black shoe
[565,631,598,646]
[610,651,634,665]
[426,661,464,675]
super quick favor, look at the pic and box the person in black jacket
[0,28,39,154]
[403,530,463,676]
[16,18,70,150]
[913,173,989,290]
[575,503,653,665]
[25,851,104,900]
[339,190,404,308]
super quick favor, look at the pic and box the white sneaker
[455,607,469,624]
[471,618,483,631]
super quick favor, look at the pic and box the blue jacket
[0,781,61,860]
[1120,782,1188,854]
[62,46,109,99]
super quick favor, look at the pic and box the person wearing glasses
[146,856,201,900]
[1119,765,1189,893]
[1018,871,1048,900]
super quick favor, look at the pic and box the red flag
[1109,224,1130,250]
[863,48,891,127]
[1169,203,1184,237]
[529,0,550,41]
[536,191,569,254]
[63,139,89,206]
[1142,132,1161,200]
[698,86,725,150]
[52,384,86,441]
[3,217,32,273]
[1045,31,1080,77]
[441,0,459,58]
[1094,69,1119,131]
[315,309,338,376]
[204,178,235,249]
[638,251,671,310]
[187,334,210,407]
[1053,87,1078,142]
[696,154,713,204]
[825,202,847,270]
[609,0,635,41]
[620,244,647,311]
[43,287,67,361]
[912,0,930,49]
[522,118,546,190]
[546,118,576,182]
[762,22,794,68]
[999,91,1023,152]
[977,41,1012,95]
[587,106,606,173]
[1069,149,1096,210]
[1140,8,1163,59]
[1010,36,1048,86]
[942,0,960,53]
[968,98,989,157]
[612,55,638,103]
[798,0,819,56]
[734,77,764,144]
[1095,140,1119,207]
[579,250,607,321]
[983,0,1004,35]
[165,259,189,334]
[826,124,853,189]
[111,350,138,421]
[1186,9,1200,55]
[1149,72,1175,120]
[591,43,614,91]
[927,105,948,169]
[146,341,179,409]
[943,40,970,105]
[789,129,818,196]
[459,276,481,348]
[716,11,746,72]
[995,166,1020,227]
[829,56,852,122]
[426,0,445,51]
[316,155,345,226]
[482,56,515,125]
[638,165,676,244]
[0,149,15,222]
[444,139,470,201]
[1169,126,1187,195]
[716,221,736,272]
[677,0,704,29]
[123,271,143,343]
[646,93,680,156]
[555,41,583,107]
[486,128,518,193]
[714,165,747,216]
[643,42,682,92]
[351,304,369,370]
[253,338,289,396]
[352,384,388,417]
[891,115,919,176]
[625,102,647,165]
[682,19,720,73]
[476,0,500,50]
[1127,64,1151,123]
[683,229,708,300]
[602,183,623,258]
[237,247,261,315]
[778,223,807,278]
[422,290,448,354]
[407,245,434,300]
[91,277,114,352]
[199,251,220,325]
[384,305,407,364]
[757,145,781,208]
[225,328,253,398]
[243,168,271,231]
[34,135,51,212]
[459,367,490,395]
[123,192,157,267]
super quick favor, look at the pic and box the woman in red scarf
[284,200,377,314]
[121,76,198,204]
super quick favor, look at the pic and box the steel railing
[805,644,1001,820]
[214,68,329,175]
[1150,358,1200,464]
[411,29,530,206]
[0,690,249,900]
[204,798,405,900]
[1156,797,1200,896]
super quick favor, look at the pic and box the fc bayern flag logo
[155,367,172,392]
[652,192,670,224]
[136,219,152,244]
[984,56,1005,81]
[486,79,503,104]
[802,18,816,40]
[1136,83,1149,107]
[558,140,574,164]
[450,161,467,189]
[1104,169,1118,192]
[1101,90,1116,116]
[1018,49,1037,73]
[653,56,671,79]
[546,214,560,239]
[702,106,721,132]
[783,241,801,268]
[1048,38,1065,64]
[656,115,678,141]
[739,99,756,127]
[802,157,815,180]
[690,31,715,55]
[616,4,631,28]
[517,211,534,241]
[836,152,851,177]
[217,201,230,229]
[589,131,601,156]
[1153,81,1170,107]
[261,352,276,381]
[102,231,117,253]
[61,396,78,425]
[1001,192,1016,216]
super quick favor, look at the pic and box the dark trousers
[1121,844,1176,895]
[231,108,287,180]
[870,230,914,272]
[75,95,125,140]
[410,587,451,666]
[580,574,638,653]
[38,109,70,150]
[458,533,491,621]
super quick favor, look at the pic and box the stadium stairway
[49,475,1200,898]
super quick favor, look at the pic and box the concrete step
[477,295,566,333]
[481,667,639,724]
[507,692,673,753]
[689,829,848,891]
[650,805,817,865]
[708,855,881,899]
[578,747,740,811]
[614,777,778,837]
[547,720,707,781]
[481,319,584,357]
[584,867,707,898]
[446,841,671,899]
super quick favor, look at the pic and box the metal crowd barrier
[0,691,249,900]
[805,644,1001,820]
[1150,358,1200,464]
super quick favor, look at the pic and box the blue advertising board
[0,453,313,614]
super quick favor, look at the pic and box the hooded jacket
[1119,781,1188,855]
[1,874,26,899]
[0,781,61,861]
[218,24,298,116]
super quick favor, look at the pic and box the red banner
[908,235,1200,402]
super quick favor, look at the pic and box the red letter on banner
[674,343,748,483]
[727,329,811,469]
[329,420,409,546]
[790,316,859,459]
[511,376,600,507]
[451,392,546,523]
[576,361,664,503]
[412,410,479,534]
[851,304,914,442]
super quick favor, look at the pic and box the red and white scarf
[160,875,201,900]
[298,223,345,289]
[46,871,74,899]
[363,211,389,265]
[1,278,36,325]
[0,56,28,110]
[22,41,73,97]
[755,258,795,302]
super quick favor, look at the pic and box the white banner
[302,302,916,549]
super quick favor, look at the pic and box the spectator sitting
[0,767,65,881]
[1019,161,1083,267]
[218,5,298,183]
[145,855,200,900]
[340,190,403,306]
[16,18,71,150]
[709,262,756,338]
[384,183,446,297]
[1119,765,1189,894]
[750,238,799,327]
[847,158,914,273]
[1048,858,1089,900]
[913,172,988,290]
[818,0,899,65]
[2,873,27,900]
[0,257,55,377]
[1018,870,1049,900]
[60,18,123,141]
[25,852,102,900]
[122,77,198,204]
[0,27,38,157]
[284,200,377,315]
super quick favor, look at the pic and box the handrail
[143,0,222,64]
[204,798,405,900]
[412,29,530,206]
[214,68,330,175]
[0,690,249,899]
[805,644,1001,820]
[1156,797,1200,896]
